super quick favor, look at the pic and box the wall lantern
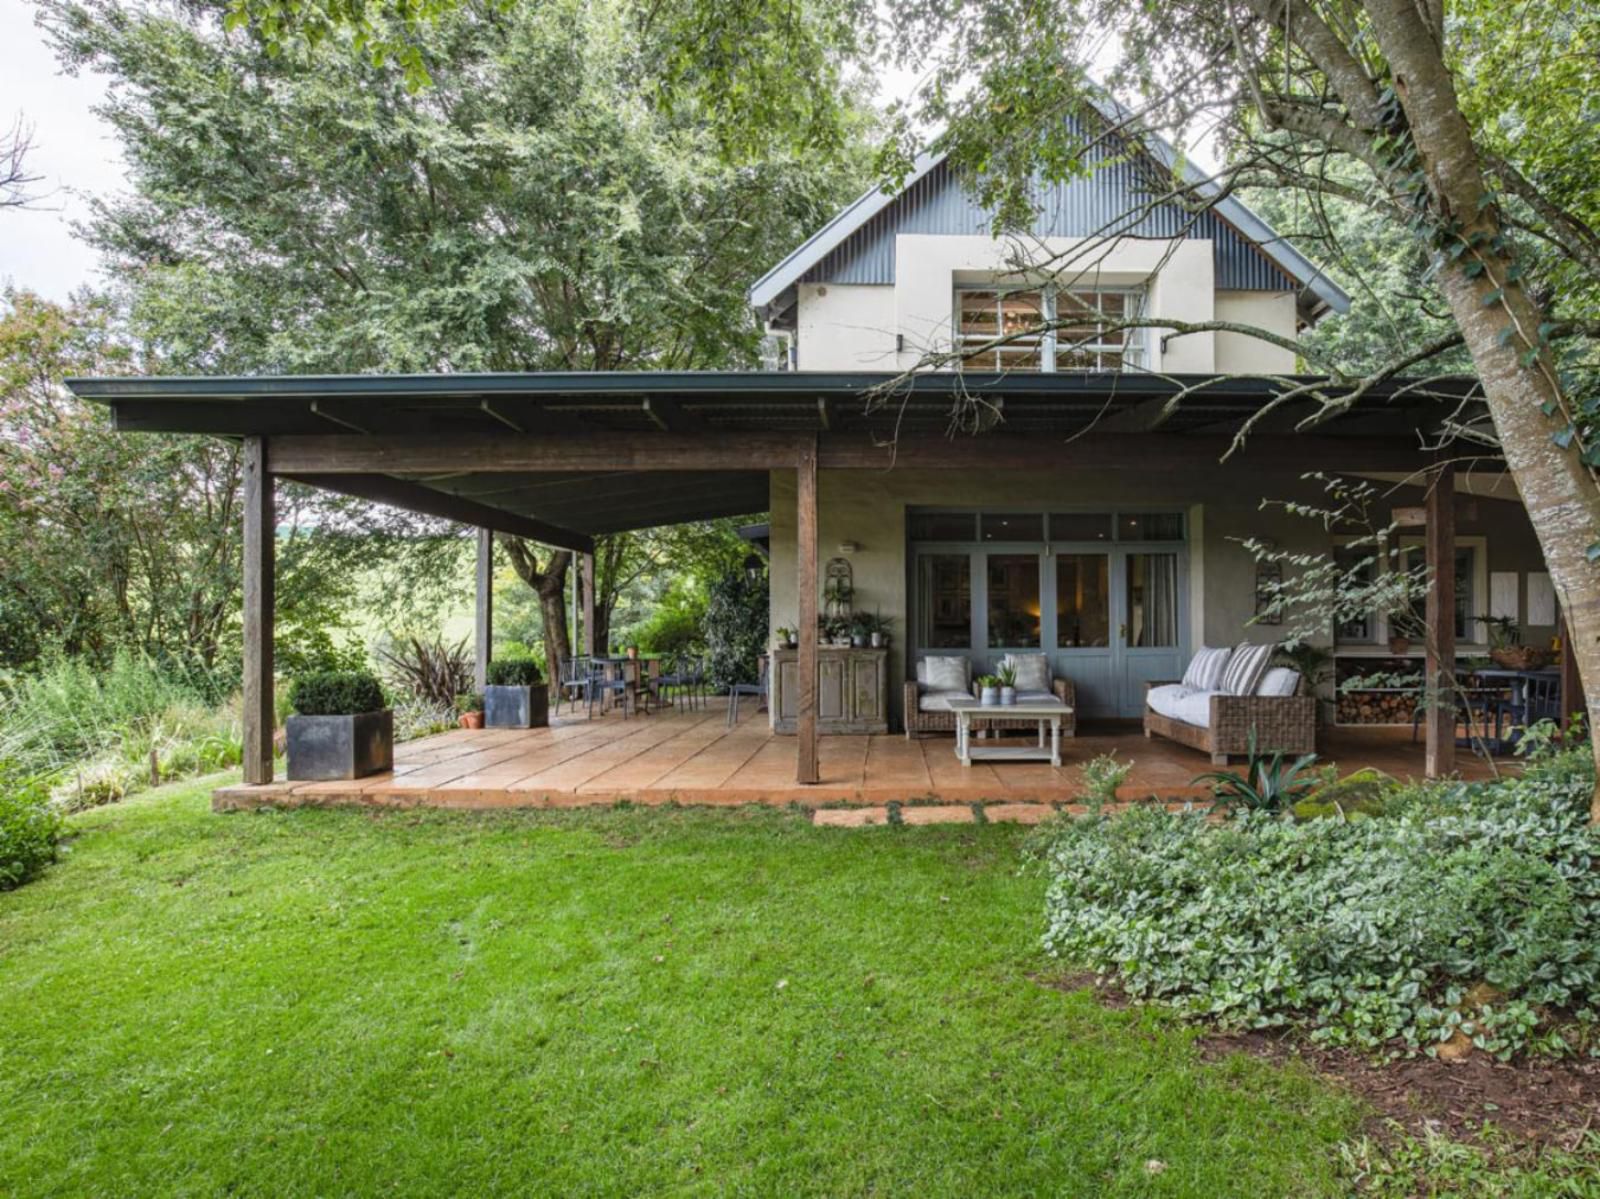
[743,553,765,582]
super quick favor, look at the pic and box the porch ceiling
[67,369,1489,539]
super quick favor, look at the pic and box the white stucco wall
[791,233,1297,374]
[1214,290,1300,374]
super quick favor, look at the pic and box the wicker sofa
[1143,676,1316,764]
[904,657,1076,739]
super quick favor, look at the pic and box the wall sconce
[838,540,861,554]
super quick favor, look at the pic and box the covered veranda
[66,369,1526,808]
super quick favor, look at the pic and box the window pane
[986,554,1041,648]
[918,555,971,649]
[958,291,998,336]
[1057,554,1110,648]
[981,512,1045,541]
[1126,553,1180,647]
[909,512,976,541]
[1334,547,1376,643]
[1050,512,1112,541]
[1118,512,1184,541]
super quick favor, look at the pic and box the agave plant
[1193,734,1321,815]
[376,634,474,711]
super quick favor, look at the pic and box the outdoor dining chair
[726,656,769,728]
[555,654,593,716]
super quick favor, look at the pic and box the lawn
[0,779,1366,1197]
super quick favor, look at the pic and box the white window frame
[954,284,1147,373]
[1329,533,1489,650]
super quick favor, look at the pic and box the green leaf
[1552,425,1575,449]
[1463,261,1486,279]
[1589,541,1600,564]
[1482,288,1504,307]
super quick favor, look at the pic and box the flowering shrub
[1034,749,1600,1057]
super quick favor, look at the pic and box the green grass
[0,780,1371,1197]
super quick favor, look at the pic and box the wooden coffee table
[946,696,1070,767]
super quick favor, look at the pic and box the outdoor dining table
[1468,665,1561,750]
[590,655,661,713]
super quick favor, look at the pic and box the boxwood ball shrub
[0,761,63,890]
[485,657,543,687]
[1033,748,1600,1058]
[288,671,387,716]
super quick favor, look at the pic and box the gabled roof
[750,96,1351,325]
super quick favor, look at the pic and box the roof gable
[751,103,1351,325]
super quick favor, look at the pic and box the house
[66,115,1572,804]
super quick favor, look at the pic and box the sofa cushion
[1146,683,1216,728]
[1256,667,1301,697]
[1220,642,1274,697]
[917,655,970,693]
[1182,646,1233,692]
[918,688,973,713]
[1003,653,1051,693]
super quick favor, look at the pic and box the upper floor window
[955,286,1145,373]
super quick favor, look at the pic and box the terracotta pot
[626,647,639,660]
[458,710,484,729]
[1388,636,1411,655]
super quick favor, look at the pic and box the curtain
[1130,553,1178,647]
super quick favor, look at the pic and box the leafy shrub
[622,603,704,659]
[289,671,386,716]
[486,657,543,687]
[1036,749,1600,1058]
[1079,753,1131,809]
[703,571,768,690]
[376,634,472,709]
[1193,745,1323,814]
[0,760,62,890]
[392,697,456,741]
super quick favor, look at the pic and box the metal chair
[555,654,593,716]
[1493,674,1562,752]
[656,654,692,711]
[726,655,769,728]
[588,659,635,719]
[1411,682,1501,756]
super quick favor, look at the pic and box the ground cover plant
[1034,745,1600,1059]
[0,760,60,889]
[0,777,1373,1198]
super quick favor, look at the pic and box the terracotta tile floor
[215,700,1505,812]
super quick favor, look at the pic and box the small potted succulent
[866,610,894,648]
[849,613,870,648]
[456,691,485,730]
[286,670,393,781]
[484,656,549,729]
[976,674,1001,707]
[996,660,1018,706]
[774,626,792,650]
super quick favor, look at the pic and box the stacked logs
[1336,690,1417,725]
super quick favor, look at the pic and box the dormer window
[956,286,1145,372]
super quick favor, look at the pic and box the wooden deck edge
[211,782,1216,813]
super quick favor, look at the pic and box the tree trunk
[1366,0,1600,814]
[497,535,573,693]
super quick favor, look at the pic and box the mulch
[1040,972,1600,1148]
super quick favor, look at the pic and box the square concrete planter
[484,685,549,729]
[285,710,394,781]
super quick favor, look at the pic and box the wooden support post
[475,528,493,692]
[1561,612,1584,735]
[1424,461,1456,778]
[796,437,819,784]
[581,553,596,657]
[242,437,275,785]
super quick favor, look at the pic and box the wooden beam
[796,436,819,784]
[816,397,832,431]
[1424,461,1456,779]
[581,553,596,657]
[310,398,373,434]
[242,437,275,785]
[641,398,706,432]
[283,472,594,554]
[478,398,586,434]
[475,528,493,692]
[269,431,1447,476]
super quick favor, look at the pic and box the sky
[0,0,125,301]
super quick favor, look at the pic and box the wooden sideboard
[770,647,888,734]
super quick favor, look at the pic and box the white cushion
[1003,653,1051,693]
[916,656,970,693]
[1220,642,1274,697]
[1182,646,1232,692]
[1256,667,1300,697]
[918,688,973,713]
[1146,683,1216,728]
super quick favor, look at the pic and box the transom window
[955,287,1144,373]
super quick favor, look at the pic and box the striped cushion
[1255,667,1300,697]
[917,656,970,693]
[1004,653,1051,693]
[1220,642,1275,697]
[1181,646,1232,692]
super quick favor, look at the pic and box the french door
[912,525,1187,717]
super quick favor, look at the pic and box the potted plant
[1477,615,1552,670]
[976,674,1000,706]
[455,691,485,730]
[849,612,870,648]
[774,626,791,650]
[285,670,393,781]
[626,644,639,661]
[995,660,1018,705]
[484,656,549,729]
[866,610,895,648]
